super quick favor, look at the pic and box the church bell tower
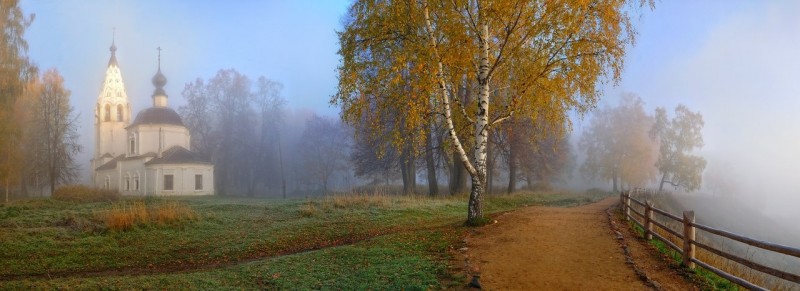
[92,31,131,176]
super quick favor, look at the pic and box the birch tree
[335,0,649,224]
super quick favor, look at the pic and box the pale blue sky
[18,1,800,216]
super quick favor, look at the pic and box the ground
[0,192,703,289]
[462,197,700,290]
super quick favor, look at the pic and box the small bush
[53,185,120,203]
[99,200,197,231]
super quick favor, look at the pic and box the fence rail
[620,190,800,290]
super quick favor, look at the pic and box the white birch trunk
[422,2,477,178]
[468,7,491,223]
[423,1,490,224]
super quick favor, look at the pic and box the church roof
[96,154,125,171]
[128,107,184,128]
[145,146,211,165]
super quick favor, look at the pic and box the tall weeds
[98,200,196,231]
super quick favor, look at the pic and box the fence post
[682,210,696,269]
[624,192,631,221]
[645,200,653,240]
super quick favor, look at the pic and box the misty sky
[19,1,800,217]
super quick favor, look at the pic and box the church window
[117,104,123,121]
[104,176,110,189]
[164,174,174,191]
[125,176,130,191]
[130,137,135,154]
[134,175,140,191]
[195,175,203,190]
[104,105,111,122]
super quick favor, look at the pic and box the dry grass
[99,200,197,231]
[629,201,797,290]
[298,200,319,217]
[153,201,197,224]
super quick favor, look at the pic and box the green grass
[0,189,612,288]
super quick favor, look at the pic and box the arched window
[117,104,123,121]
[134,174,140,191]
[104,104,111,122]
[129,136,135,154]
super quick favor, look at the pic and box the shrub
[53,185,120,203]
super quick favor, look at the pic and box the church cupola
[152,47,168,107]
[108,34,118,67]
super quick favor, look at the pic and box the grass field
[0,190,611,289]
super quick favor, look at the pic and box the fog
[19,1,800,235]
[581,1,800,225]
[21,0,349,188]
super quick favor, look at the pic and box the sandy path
[466,198,650,290]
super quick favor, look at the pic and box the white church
[90,38,214,196]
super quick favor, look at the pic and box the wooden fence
[620,190,800,290]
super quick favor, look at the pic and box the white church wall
[97,123,128,157]
[146,164,214,196]
[132,125,190,155]
[118,159,146,196]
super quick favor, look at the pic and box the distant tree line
[579,94,706,193]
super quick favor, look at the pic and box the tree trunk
[422,2,480,223]
[507,127,517,194]
[425,124,438,196]
[658,172,667,194]
[450,150,467,194]
[526,170,535,190]
[612,171,619,193]
[467,175,485,225]
[467,14,491,225]
[278,131,287,199]
[486,141,493,195]
[401,157,409,194]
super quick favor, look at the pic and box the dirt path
[465,197,696,290]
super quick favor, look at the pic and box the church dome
[128,107,184,128]
[152,69,167,88]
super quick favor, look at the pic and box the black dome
[152,69,167,88]
[128,107,184,127]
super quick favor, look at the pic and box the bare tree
[297,114,350,195]
[32,69,81,195]
[179,69,286,196]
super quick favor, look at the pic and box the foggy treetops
[579,94,706,194]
